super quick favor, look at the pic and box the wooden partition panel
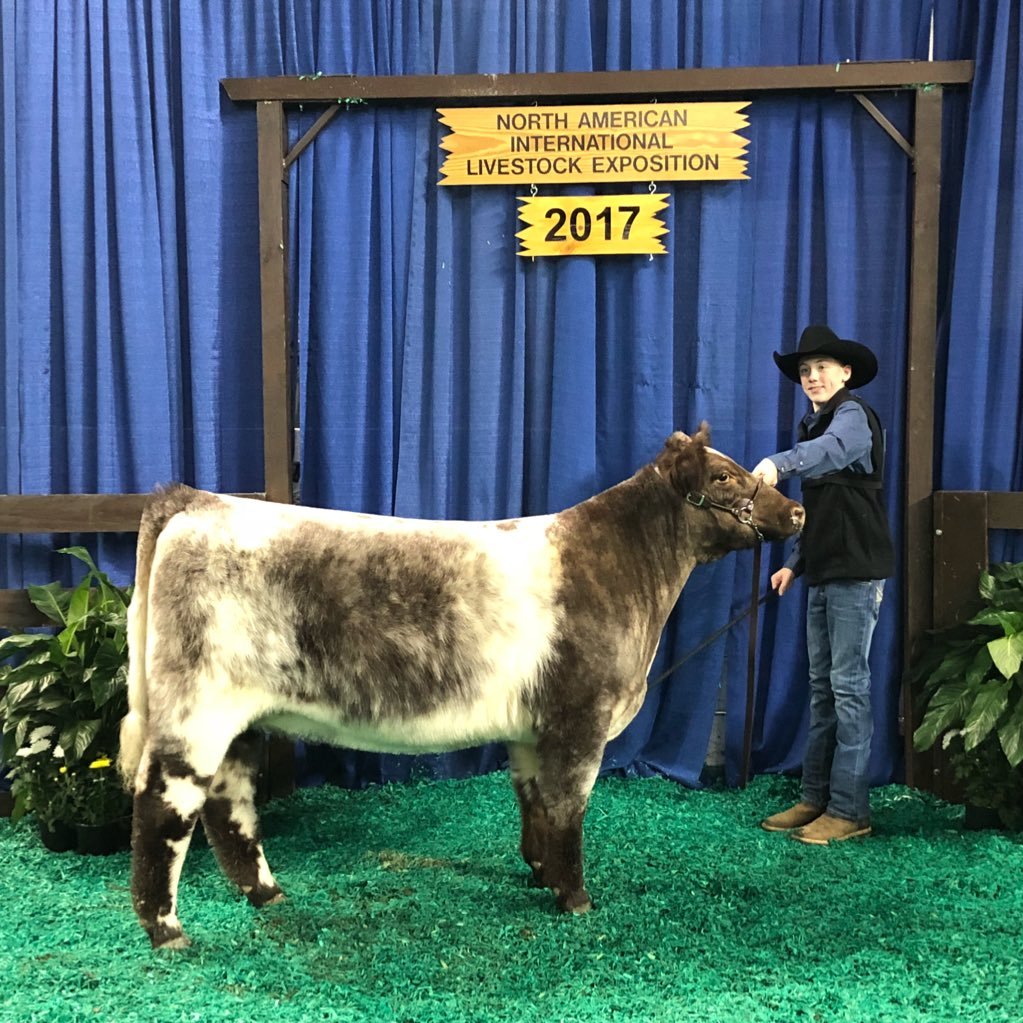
[909,490,1023,801]
[931,490,1023,629]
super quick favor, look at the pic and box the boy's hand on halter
[770,567,795,596]
[751,458,779,487]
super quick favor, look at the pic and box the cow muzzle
[685,480,803,542]
[686,480,769,542]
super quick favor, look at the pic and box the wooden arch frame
[219,61,976,789]
[0,60,987,793]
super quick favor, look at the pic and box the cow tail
[118,484,199,791]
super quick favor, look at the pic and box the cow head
[654,424,804,553]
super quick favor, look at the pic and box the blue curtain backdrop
[2,1,1021,790]
[933,0,1023,564]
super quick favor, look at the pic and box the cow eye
[715,472,730,484]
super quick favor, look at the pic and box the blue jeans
[801,579,885,823]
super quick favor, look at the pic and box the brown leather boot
[790,813,871,845]
[760,801,823,832]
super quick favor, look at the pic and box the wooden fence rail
[0,492,263,628]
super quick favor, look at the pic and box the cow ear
[655,428,708,494]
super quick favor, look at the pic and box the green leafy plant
[0,547,133,827]
[911,561,1023,829]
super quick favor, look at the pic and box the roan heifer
[119,424,803,948]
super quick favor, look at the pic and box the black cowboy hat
[772,324,878,389]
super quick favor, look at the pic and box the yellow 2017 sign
[439,102,749,185]
[517,194,668,257]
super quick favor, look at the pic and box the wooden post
[901,86,943,787]
[256,100,295,506]
[740,542,762,788]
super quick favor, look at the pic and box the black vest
[798,390,895,585]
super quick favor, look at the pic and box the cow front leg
[200,731,284,908]
[535,726,606,914]
[507,741,547,886]
[130,747,214,949]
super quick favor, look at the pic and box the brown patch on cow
[544,464,689,697]
[133,487,224,718]
[131,752,211,947]
[650,424,803,560]
[511,774,547,885]
[199,733,283,907]
[519,425,803,913]
[143,483,222,531]
[142,747,214,791]
[654,427,708,495]
[245,521,499,720]
[496,521,518,531]
[529,694,607,910]
[149,534,213,685]
[201,795,282,906]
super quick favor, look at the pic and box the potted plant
[5,724,78,849]
[911,561,1023,830]
[0,547,133,852]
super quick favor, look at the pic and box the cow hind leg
[130,745,216,949]
[534,722,607,914]
[200,731,284,908]
[507,741,547,887]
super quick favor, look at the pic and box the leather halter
[685,478,766,542]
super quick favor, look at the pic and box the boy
[752,325,895,844]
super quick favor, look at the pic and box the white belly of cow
[258,686,536,755]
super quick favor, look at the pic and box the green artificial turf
[1,772,1021,1023]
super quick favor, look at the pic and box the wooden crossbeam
[222,61,974,104]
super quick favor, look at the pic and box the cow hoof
[246,885,285,908]
[147,918,191,950]
[151,930,191,951]
[557,890,593,915]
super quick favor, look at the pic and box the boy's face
[798,356,851,410]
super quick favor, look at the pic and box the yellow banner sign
[439,102,749,185]
[517,194,668,257]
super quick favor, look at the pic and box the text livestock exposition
[439,102,750,185]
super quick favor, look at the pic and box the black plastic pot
[74,817,131,855]
[963,804,1005,831]
[38,819,76,853]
